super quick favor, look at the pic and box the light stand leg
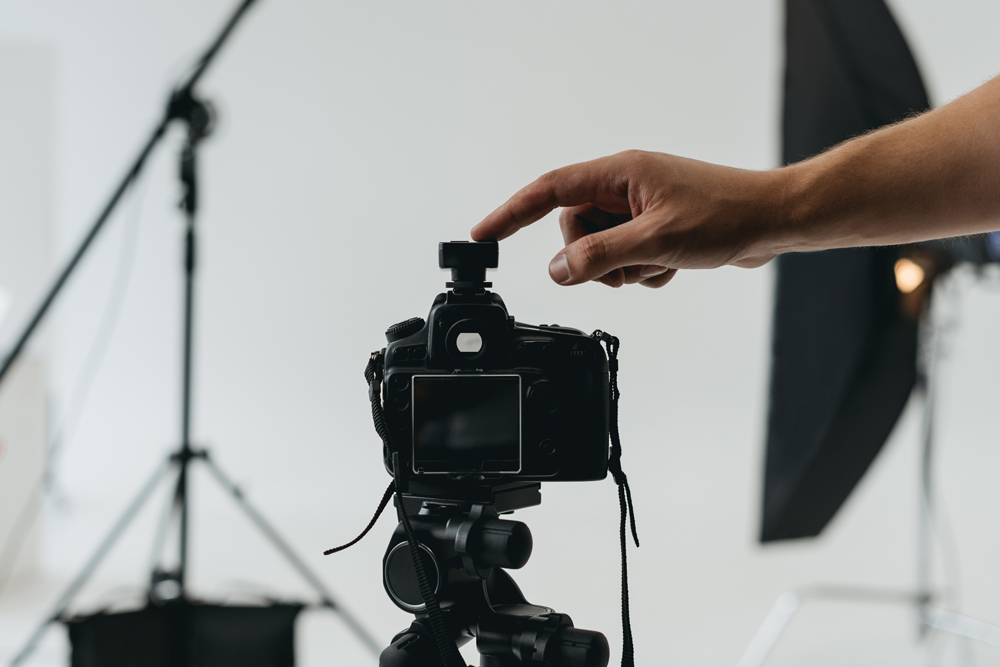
[916,306,936,639]
[148,472,177,573]
[736,592,800,667]
[924,608,1000,649]
[200,454,381,656]
[8,457,174,667]
[736,586,933,667]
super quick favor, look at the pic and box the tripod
[378,483,610,667]
[737,278,1000,667]
[4,1,379,662]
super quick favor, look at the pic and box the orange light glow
[894,258,925,294]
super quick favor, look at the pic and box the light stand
[4,1,380,663]
[737,277,1000,667]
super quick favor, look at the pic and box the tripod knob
[469,518,532,570]
[543,627,611,667]
[478,608,610,667]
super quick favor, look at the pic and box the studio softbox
[65,600,303,667]
[761,0,930,542]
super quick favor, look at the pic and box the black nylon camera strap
[390,453,466,667]
[323,353,396,557]
[324,351,467,667]
[322,482,393,556]
[594,330,640,667]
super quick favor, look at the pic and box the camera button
[409,346,426,361]
[527,380,558,414]
[538,439,557,456]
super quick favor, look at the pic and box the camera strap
[593,330,640,667]
[324,351,468,667]
[323,352,396,557]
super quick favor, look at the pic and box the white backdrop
[1,1,1000,665]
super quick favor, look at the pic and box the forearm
[771,74,1000,253]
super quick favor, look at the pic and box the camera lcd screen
[412,375,521,474]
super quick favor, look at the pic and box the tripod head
[380,486,610,667]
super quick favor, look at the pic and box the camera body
[379,241,609,485]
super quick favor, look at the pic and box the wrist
[739,165,815,259]
[765,156,845,255]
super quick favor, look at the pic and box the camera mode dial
[385,317,425,343]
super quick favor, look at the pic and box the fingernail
[640,264,669,278]
[548,254,570,284]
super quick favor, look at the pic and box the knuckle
[577,234,609,268]
[536,168,559,189]
[532,172,560,208]
[558,210,574,234]
[617,150,655,190]
[619,149,650,170]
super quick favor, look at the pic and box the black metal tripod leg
[200,454,381,656]
[9,457,174,667]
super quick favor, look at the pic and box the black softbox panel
[761,0,930,542]
[65,601,303,667]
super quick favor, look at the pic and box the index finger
[470,155,632,242]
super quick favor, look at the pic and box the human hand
[471,150,788,288]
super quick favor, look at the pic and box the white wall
[0,43,53,589]
[1,1,1000,665]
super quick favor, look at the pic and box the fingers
[472,156,631,242]
[620,264,670,284]
[560,205,638,288]
[547,218,653,286]
[733,253,776,269]
[559,204,631,246]
[640,268,677,288]
[578,264,675,289]
[596,268,626,288]
[471,151,680,289]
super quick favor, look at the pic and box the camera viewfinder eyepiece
[439,240,498,292]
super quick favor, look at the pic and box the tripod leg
[9,457,174,667]
[200,454,381,656]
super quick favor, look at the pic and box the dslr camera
[378,240,610,488]
[355,241,632,667]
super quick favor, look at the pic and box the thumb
[547,221,651,286]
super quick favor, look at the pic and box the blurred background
[1,0,999,665]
